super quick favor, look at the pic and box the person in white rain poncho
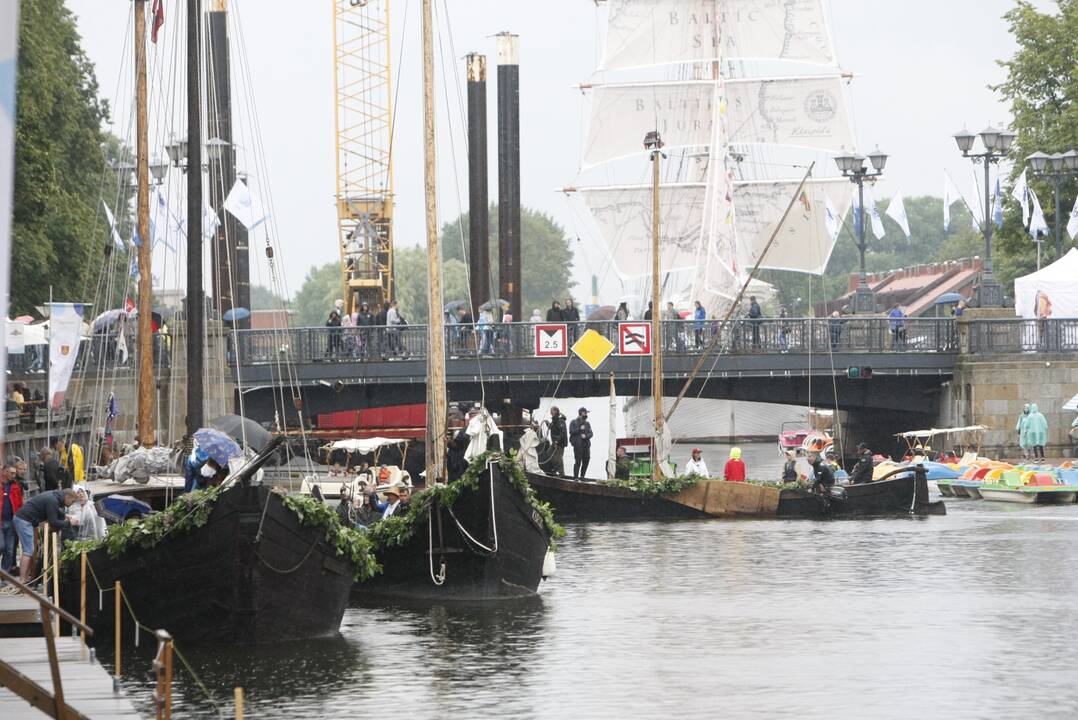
[518,422,541,473]
[67,485,103,541]
[465,405,501,461]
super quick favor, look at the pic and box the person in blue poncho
[1024,403,1048,461]
[183,447,223,493]
[1015,404,1031,459]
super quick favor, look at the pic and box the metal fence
[965,318,1078,354]
[227,317,964,366]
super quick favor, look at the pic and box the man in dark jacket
[569,407,594,478]
[39,449,65,492]
[808,452,835,495]
[747,295,763,348]
[562,298,580,342]
[546,301,563,322]
[850,442,874,485]
[14,488,78,584]
[547,407,568,476]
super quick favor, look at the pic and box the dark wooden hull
[62,484,354,644]
[356,462,550,601]
[777,473,946,518]
[526,471,708,521]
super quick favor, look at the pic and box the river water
[114,488,1078,719]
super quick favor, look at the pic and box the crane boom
[333,0,394,314]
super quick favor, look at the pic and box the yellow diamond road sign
[572,329,615,371]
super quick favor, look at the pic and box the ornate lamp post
[953,126,1015,308]
[1026,148,1078,261]
[835,146,887,314]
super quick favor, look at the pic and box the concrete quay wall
[944,353,1078,457]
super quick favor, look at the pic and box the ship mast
[134,0,155,446]
[186,0,204,436]
[647,131,664,482]
[421,0,447,483]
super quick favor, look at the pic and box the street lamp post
[1026,148,1078,261]
[835,146,888,314]
[953,126,1015,308]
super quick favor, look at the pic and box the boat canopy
[324,437,407,453]
[894,426,988,439]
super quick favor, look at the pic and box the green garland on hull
[368,451,565,551]
[601,476,809,497]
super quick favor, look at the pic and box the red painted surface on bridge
[317,403,426,438]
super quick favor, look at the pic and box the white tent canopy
[324,437,406,454]
[1014,247,1078,319]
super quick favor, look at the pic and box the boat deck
[0,599,141,718]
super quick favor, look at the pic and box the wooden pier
[0,570,143,719]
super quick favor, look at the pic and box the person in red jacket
[723,447,746,482]
[2,464,25,575]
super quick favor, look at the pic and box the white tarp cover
[1014,247,1078,319]
[327,437,406,453]
[601,0,835,70]
[584,76,852,167]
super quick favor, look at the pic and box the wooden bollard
[80,552,88,659]
[114,580,122,679]
[235,687,244,720]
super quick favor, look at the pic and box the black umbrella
[210,414,273,452]
[443,299,468,314]
[478,298,510,312]
[586,305,617,321]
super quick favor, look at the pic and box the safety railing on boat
[226,317,964,365]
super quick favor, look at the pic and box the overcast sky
[63,0,1052,300]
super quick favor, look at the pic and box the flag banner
[102,200,126,250]
[943,172,963,231]
[864,186,886,240]
[1011,168,1031,226]
[885,190,911,239]
[1,1,19,438]
[224,179,269,230]
[203,197,220,238]
[150,0,165,43]
[116,322,129,364]
[149,187,176,251]
[824,196,842,240]
[1068,194,1078,240]
[48,303,86,410]
[1028,188,1049,239]
[993,178,1004,229]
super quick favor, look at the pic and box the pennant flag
[116,323,129,365]
[102,200,125,250]
[129,254,139,279]
[150,0,165,44]
[993,178,1004,229]
[969,167,983,232]
[851,187,863,238]
[885,190,911,239]
[1011,168,1031,226]
[203,198,220,238]
[48,303,86,410]
[1068,194,1078,240]
[224,179,269,230]
[149,187,175,251]
[824,196,841,241]
[124,296,136,314]
[1028,188,1049,239]
[943,172,963,231]
[864,186,886,240]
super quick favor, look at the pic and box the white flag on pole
[1028,187,1049,239]
[203,198,221,238]
[1011,168,1031,226]
[224,180,268,230]
[824,196,842,241]
[864,186,886,240]
[102,200,125,250]
[885,190,911,239]
[1067,194,1078,240]
[116,321,128,364]
[969,167,983,232]
[943,172,962,231]
[48,303,86,410]
[149,187,175,251]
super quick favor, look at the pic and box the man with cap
[547,407,568,476]
[850,442,874,485]
[569,407,594,478]
[684,448,709,477]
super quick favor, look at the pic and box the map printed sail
[601,0,835,70]
[583,75,853,167]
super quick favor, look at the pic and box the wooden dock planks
[0,637,141,718]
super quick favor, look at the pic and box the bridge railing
[227,317,960,366]
[965,318,1078,353]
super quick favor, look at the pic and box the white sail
[601,0,835,71]
[583,76,853,167]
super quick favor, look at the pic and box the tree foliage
[762,195,982,314]
[392,247,468,325]
[992,0,1078,287]
[291,262,339,327]
[12,0,110,314]
[250,284,285,311]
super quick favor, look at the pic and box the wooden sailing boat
[353,0,551,600]
[62,1,357,642]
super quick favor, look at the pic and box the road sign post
[534,323,568,357]
[617,322,652,355]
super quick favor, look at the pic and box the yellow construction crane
[332,0,394,314]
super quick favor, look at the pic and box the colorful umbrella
[193,428,244,466]
[223,307,251,322]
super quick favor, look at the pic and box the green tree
[292,262,339,327]
[250,284,285,311]
[440,204,575,316]
[12,0,110,314]
[392,246,469,325]
[994,1,1078,288]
